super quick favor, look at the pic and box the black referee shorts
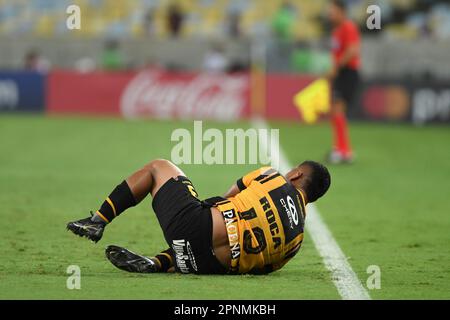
[151,176,227,274]
[332,67,360,107]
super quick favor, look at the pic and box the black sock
[92,181,137,223]
[153,248,174,272]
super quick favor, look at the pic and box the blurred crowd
[1,0,449,74]
[1,0,450,40]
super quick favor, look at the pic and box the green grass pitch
[0,115,449,299]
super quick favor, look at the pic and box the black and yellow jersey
[216,167,306,274]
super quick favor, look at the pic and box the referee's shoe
[327,150,354,164]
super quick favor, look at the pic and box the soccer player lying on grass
[67,159,330,274]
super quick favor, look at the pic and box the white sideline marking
[252,118,371,300]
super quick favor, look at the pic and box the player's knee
[144,159,172,174]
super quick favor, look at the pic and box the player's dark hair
[331,0,347,11]
[300,161,331,203]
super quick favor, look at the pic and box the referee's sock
[91,181,137,224]
[332,113,352,156]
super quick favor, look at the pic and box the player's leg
[107,160,230,273]
[67,159,186,242]
[105,245,175,273]
[126,158,186,201]
[92,158,185,223]
[103,159,227,274]
[68,158,226,275]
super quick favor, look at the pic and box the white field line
[252,118,371,300]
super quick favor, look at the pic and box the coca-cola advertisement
[48,69,251,121]
[121,70,250,121]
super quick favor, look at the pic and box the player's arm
[223,183,240,198]
[223,166,274,198]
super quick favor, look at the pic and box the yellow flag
[293,78,330,124]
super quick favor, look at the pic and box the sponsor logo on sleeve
[280,195,298,229]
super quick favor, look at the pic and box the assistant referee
[327,0,361,164]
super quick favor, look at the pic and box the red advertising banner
[48,69,253,121]
[39,69,450,124]
[47,69,317,121]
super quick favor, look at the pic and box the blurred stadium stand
[1,0,450,39]
[0,0,449,78]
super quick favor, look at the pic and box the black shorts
[332,67,360,106]
[152,176,227,274]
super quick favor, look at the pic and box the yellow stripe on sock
[161,252,173,265]
[153,257,162,269]
[95,210,110,223]
[106,197,117,217]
